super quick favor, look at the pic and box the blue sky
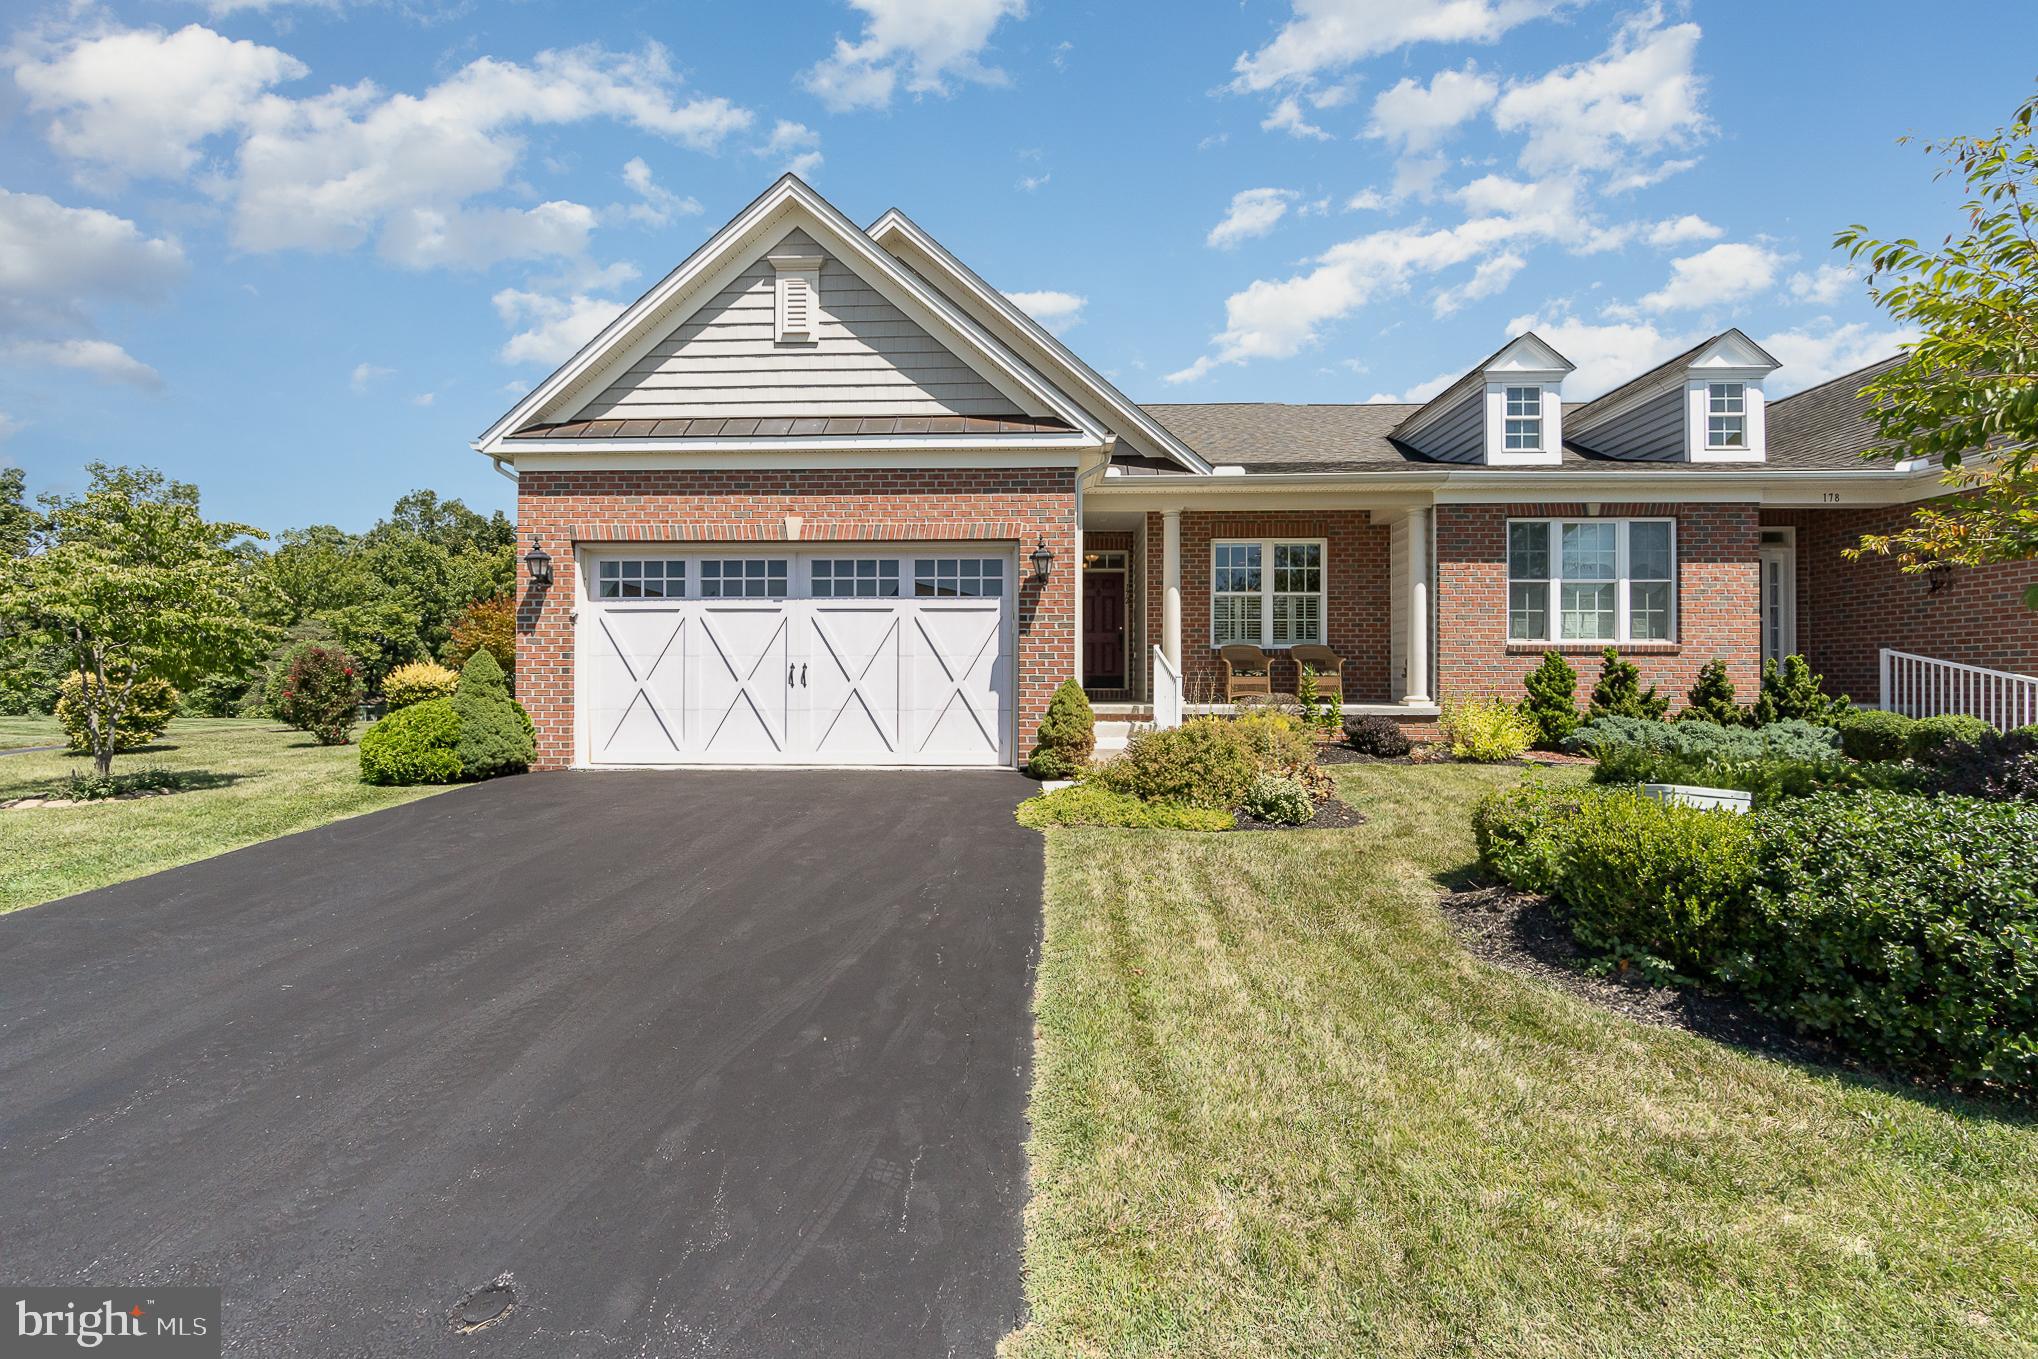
[2,0,2032,533]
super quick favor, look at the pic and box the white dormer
[769,249,823,344]
[1390,332,1575,466]
[1565,327,1780,464]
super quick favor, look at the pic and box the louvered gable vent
[770,249,823,344]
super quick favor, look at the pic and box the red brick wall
[1765,503,2038,703]
[1141,510,1393,703]
[1435,502,1761,706]
[515,467,1077,769]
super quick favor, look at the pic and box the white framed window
[700,558,788,598]
[1210,538,1325,647]
[1507,519,1675,644]
[1707,382,1746,449]
[596,559,685,600]
[810,558,900,598]
[914,557,1005,598]
[1503,386,1543,452]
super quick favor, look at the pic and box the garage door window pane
[811,558,901,598]
[701,559,787,598]
[915,557,1005,597]
[599,559,685,599]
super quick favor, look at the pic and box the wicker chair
[1288,644,1346,706]
[1220,644,1273,703]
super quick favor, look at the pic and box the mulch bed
[1313,744,1416,766]
[1234,796,1366,832]
[1437,883,1839,1065]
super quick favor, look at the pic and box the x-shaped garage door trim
[698,611,788,753]
[597,612,684,754]
[809,612,901,754]
[913,607,1001,755]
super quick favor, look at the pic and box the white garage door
[580,548,1016,767]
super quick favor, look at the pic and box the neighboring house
[477,176,2038,770]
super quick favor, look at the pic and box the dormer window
[1504,386,1543,451]
[1706,382,1746,449]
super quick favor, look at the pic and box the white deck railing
[1152,645,1183,730]
[1880,648,2038,729]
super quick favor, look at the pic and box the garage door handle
[800,663,808,687]
[788,663,796,687]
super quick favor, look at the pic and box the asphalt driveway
[0,771,1042,1357]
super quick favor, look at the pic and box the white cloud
[1492,10,1708,178]
[10,22,307,183]
[1018,172,1051,192]
[410,391,436,407]
[4,338,162,389]
[1231,0,1571,92]
[1004,288,1086,335]
[1505,309,1689,401]
[1760,321,1916,396]
[1345,188,1391,211]
[349,361,392,392]
[1366,65,1497,153]
[1787,263,1857,306]
[1207,188,1295,249]
[620,157,702,227]
[1639,241,1787,313]
[802,0,1027,112]
[1261,95,1330,141]
[1645,214,1722,247]
[758,120,823,176]
[0,189,184,388]
[493,288,627,367]
[1432,251,1523,316]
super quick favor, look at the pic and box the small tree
[1587,647,1669,721]
[1681,658,1747,726]
[452,649,535,778]
[1751,655,1848,726]
[277,645,362,745]
[443,593,517,680]
[0,464,272,775]
[1518,651,1580,749]
[1836,89,2038,603]
[1028,679,1095,778]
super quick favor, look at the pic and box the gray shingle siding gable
[1570,386,1684,460]
[1412,391,1485,461]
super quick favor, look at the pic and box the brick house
[476,177,2037,770]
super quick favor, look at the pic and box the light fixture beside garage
[523,535,554,588]
[1030,536,1054,583]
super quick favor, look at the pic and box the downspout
[489,454,517,483]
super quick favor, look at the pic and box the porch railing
[1880,648,2038,729]
[1152,645,1183,730]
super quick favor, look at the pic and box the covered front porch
[1075,485,1443,725]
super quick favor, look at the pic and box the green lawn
[0,717,453,914]
[1006,762,2038,1358]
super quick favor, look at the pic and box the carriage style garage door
[580,548,1016,767]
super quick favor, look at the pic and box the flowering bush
[277,644,362,746]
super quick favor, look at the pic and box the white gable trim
[868,208,1212,475]
[475,176,1109,457]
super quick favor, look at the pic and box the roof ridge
[1766,353,1906,407]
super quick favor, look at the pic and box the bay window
[1507,519,1674,644]
[1211,538,1324,647]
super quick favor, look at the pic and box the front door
[1082,570,1125,688]
[1758,531,1796,665]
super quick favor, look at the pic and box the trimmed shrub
[1440,699,1536,762]
[382,660,461,710]
[359,698,463,785]
[1231,707,1317,772]
[1680,658,1747,726]
[1518,651,1580,749]
[1587,647,1669,721]
[1935,727,2038,802]
[276,645,362,746]
[1097,717,1262,809]
[1554,788,1760,976]
[1242,772,1315,825]
[1744,793,2038,1094]
[1907,713,1992,762]
[1343,713,1411,758]
[1014,784,1232,831]
[1028,679,1096,778]
[1566,715,1840,764]
[56,670,178,753]
[452,650,534,779]
[1833,708,1916,763]
[1751,654,1847,726]
[1473,781,1585,894]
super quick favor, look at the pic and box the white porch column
[1161,509,1183,673]
[1404,508,1432,704]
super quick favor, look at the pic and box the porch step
[1095,719,1137,755]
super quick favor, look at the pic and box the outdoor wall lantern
[1030,536,1055,583]
[523,535,554,588]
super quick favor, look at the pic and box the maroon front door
[1083,570,1126,688]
